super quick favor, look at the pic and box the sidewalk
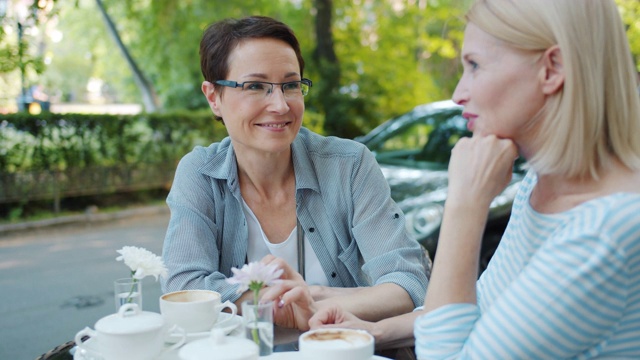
[0,204,169,237]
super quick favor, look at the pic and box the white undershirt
[242,199,329,286]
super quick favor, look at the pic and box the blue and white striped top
[415,170,640,359]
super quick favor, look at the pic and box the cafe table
[36,320,415,360]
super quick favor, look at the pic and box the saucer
[165,313,243,344]
[73,338,102,360]
[261,353,390,360]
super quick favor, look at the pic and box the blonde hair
[467,0,640,179]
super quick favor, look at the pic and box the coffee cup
[299,328,374,360]
[160,290,238,333]
[75,303,186,360]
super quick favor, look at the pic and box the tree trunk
[313,0,345,137]
[95,0,160,112]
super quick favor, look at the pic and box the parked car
[355,100,524,273]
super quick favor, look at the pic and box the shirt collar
[198,128,321,193]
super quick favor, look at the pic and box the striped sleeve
[414,184,640,359]
[415,304,480,359]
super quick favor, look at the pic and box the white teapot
[75,303,186,360]
[179,329,259,360]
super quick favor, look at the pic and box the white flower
[116,246,168,281]
[226,262,283,294]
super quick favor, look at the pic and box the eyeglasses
[214,78,312,99]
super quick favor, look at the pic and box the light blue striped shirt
[161,127,430,306]
[415,170,640,359]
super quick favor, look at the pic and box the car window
[370,109,469,169]
[419,114,469,163]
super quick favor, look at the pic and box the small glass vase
[242,300,274,356]
[114,278,142,312]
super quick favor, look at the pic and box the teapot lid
[95,303,164,335]
[179,329,259,360]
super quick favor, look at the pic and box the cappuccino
[304,329,371,346]
[299,328,374,360]
[160,290,237,333]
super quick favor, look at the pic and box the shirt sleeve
[414,228,630,359]
[161,148,243,302]
[351,146,431,307]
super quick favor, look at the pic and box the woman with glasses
[160,16,430,328]
[266,0,640,358]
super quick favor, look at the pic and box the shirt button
[331,272,337,278]
[394,213,399,219]
[309,227,315,233]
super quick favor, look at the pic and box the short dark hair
[199,16,305,86]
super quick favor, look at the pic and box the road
[0,211,170,360]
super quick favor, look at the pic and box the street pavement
[0,207,170,360]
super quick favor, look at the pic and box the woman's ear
[202,81,222,118]
[539,45,565,95]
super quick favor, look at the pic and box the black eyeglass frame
[214,78,312,97]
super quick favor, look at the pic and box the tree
[95,0,159,112]
[0,0,57,111]
[313,0,353,137]
[9,0,638,138]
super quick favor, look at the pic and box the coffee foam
[162,290,219,302]
[304,330,371,345]
[299,328,374,360]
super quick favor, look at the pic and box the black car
[356,100,524,273]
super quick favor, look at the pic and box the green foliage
[4,0,639,138]
[38,0,141,104]
[617,0,640,69]
[0,111,226,174]
[100,0,292,110]
[0,110,229,207]
[328,0,467,135]
[0,0,59,106]
[0,43,19,73]
[37,0,468,138]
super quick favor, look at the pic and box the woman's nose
[452,76,469,105]
[266,88,290,114]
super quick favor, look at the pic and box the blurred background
[1,0,474,134]
[2,0,635,135]
[0,1,638,358]
[1,0,637,225]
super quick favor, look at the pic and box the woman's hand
[263,279,316,330]
[309,305,373,330]
[447,134,518,208]
[260,255,316,330]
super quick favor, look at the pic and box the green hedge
[0,111,228,205]
[0,110,227,172]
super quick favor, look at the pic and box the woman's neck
[530,160,639,213]
[235,147,295,201]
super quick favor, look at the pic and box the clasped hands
[258,255,374,334]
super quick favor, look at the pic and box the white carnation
[116,246,168,281]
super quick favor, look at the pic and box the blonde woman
[273,1,640,358]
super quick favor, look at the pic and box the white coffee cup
[160,290,238,333]
[299,328,374,360]
[75,303,186,360]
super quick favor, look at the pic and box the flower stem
[126,274,138,304]
[252,290,260,345]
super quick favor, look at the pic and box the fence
[1,111,227,215]
[0,163,176,212]
[0,164,175,203]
